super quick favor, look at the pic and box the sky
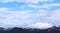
[0,0,60,28]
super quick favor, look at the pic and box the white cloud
[46,9,60,20]
[0,0,15,3]
[50,3,60,6]
[0,10,32,27]
[45,9,60,25]
[0,0,53,3]
[21,0,53,3]
[0,8,48,28]
[0,11,30,23]
[37,3,60,9]
[37,10,48,16]
[27,4,38,8]
[38,3,60,9]
[25,22,53,29]
[27,3,60,9]
[0,8,9,11]
[0,3,60,28]
[27,4,49,9]
[40,4,50,9]
[27,10,48,19]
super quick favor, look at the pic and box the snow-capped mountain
[25,22,53,29]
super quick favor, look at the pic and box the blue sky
[0,0,60,28]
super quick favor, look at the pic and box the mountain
[0,25,59,33]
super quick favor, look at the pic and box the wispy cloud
[0,0,60,28]
[26,3,60,10]
[0,0,53,3]
[45,9,60,25]
[0,8,48,28]
[50,3,60,6]
[0,8,9,11]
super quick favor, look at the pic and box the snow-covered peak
[25,22,53,29]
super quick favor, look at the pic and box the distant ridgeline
[0,25,60,33]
